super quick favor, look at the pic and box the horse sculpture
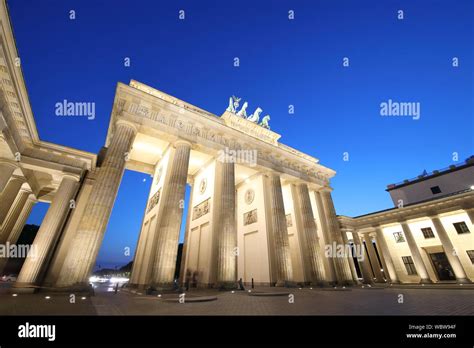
[247,107,262,123]
[236,102,248,118]
[259,115,270,129]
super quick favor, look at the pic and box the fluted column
[341,229,360,284]
[400,221,432,283]
[294,183,327,285]
[0,159,18,193]
[374,227,399,283]
[313,191,336,281]
[0,188,32,244]
[15,174,79,288]
[0,176,26,224]
[0,192,36,274]
[430,215,470,284]
[363,234,385,283]
[150,140,191,288]
[319,189,354,285]
[266,173,293,285]
[352,231,374,284]
[178,179,194,284]
[215,161,237,288]
[55,120,137,288]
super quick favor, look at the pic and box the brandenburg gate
[5,80,355,291]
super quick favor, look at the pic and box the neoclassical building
[0,1,472,293]
[339,160,474,285]
[0,1,355,291]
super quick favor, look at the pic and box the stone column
[266,173,293,285]
[313,191,336,282]
[319,189,354,285]
[341,229,360,284]
[150,140,191,289]
[294,183,327,285]
[55,120,137,288]
[0,192,36,274]
[352,231,374,284]
[214,161,237,288]
[400,221,432,283]
[363,234,385,283]
[0,188,33,244]
[374,227,399,283]
[430,215,471,284]
[0,159,18,193]
[179,179,194,284]
[0,176,26,224]
[15,174,79,288]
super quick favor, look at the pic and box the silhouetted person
[192,271,198,288]
[185,269,191,291]
[238,278,245,291]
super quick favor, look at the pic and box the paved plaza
[0,283,473,316]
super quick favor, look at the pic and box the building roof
[386,156,474,191]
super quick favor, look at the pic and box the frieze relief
[193,198,210,220]
[117,99,330,185]
[147,189,161,213]
[244,209,258,226]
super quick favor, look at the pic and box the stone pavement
[0,282,473,315]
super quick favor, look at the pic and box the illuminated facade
[0,1,471,293]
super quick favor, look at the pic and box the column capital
[11,175,27,183]
[318,186,333,193]
[116,119,138,133]
[261,170,282,180]
[173,139,193,148]
[26,193,38,203]
[18,187,33,195]
[423,209,441,219]
[362,233,374,241]
[58,172,81,182]
[307,184,324,192]
[283,178,300,186]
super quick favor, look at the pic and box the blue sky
[8,0,473,268]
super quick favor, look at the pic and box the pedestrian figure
[238,278,245,291]
[185,269,191,291]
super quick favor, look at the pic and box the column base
[361,280,375,286]
[52,282,95,293]
[374,278,386,283]
[456,278,472,284]
[310,280,330,288]
[11,283,37,294]
[275,280,298,288]
[337,280,355,287]
[216,282,238,291]
[420,278,433,284]
[150,282,179,292]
